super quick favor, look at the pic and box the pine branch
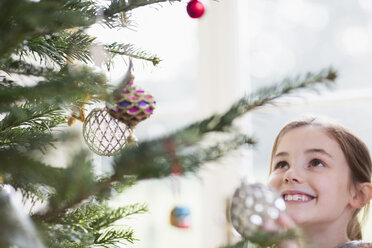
[0,102,65,150]
[42,222,94,248]
[103,0,182,19]
[58,201,146,228]
[0,149,66,199]
[92,175,138,203]
[64,0,97,18]
[1,0,167,68]
[48,150,96,210]
[181,68,336,136]
[110,176,137,194]
[115,133,255,180]
[1,0,183,59]
[23,30,95,66]
[0,65,107,111]
[0,101,63,132]
[32,133,250,222]
[1,130,96,202]
[105,42,161,69]
[0,0,95,57]
[0,58,56,77]
[39,200,146,247]
[94,227,137,247]
[92,203,147,230]
[0,128,56,151]
[92,204,147,247]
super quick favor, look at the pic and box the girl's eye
[274,161,289,170]
[309,159,325,168]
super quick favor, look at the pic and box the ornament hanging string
[112,58,134,98]
[163,138,183,197]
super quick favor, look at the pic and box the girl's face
[268,125,354,227]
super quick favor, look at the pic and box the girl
[267,116,372,248]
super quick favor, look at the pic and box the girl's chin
[285,210,312,225]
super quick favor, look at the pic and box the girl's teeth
[284,194,311,201]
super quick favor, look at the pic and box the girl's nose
[283,167,303,184]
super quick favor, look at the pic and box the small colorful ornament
[106,76,156,130]
[67,105,86,126]
[170,206,191,229]
[66,95,91,126]
[230,181,286,244]
[83,108,132,156]
[187,0,205,19]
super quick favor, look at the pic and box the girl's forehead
[280,125,329,140]
[275,125,339,151]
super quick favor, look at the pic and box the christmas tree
[0,0,336,247]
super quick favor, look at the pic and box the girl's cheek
[268,175,281,189]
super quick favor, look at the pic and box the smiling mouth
[282,194,316,202]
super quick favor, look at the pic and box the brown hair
[269,116,372,240]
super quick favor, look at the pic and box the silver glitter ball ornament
[83,108,133,156]
[230,181,285,238]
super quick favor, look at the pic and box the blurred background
[87,0,372,247]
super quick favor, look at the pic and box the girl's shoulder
[337,241,372,248]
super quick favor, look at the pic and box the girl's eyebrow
[273,151,288,158]
[305,148,333,158]
[274,149,333,158]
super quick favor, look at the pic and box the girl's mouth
[282,191,316,203]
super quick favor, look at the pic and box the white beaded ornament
[230,181,286,238]
[83,108,132,156]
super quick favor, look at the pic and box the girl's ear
[350,183,372,208]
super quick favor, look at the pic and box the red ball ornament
[187,0,205,19]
